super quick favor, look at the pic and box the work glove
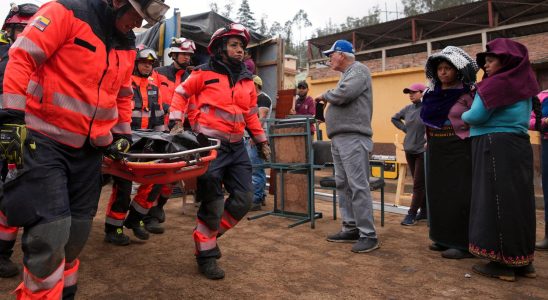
[0,109,34,167]
[256,141,271,162]
[169,119,185,135]
[104,134,132,160]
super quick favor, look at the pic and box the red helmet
[2,3,39,31]
[207,23,250,54]
[169,37,196,55]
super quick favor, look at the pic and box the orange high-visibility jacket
[2,0,135,148]
[155,64,199,126]
[155,64,189,106]
[131,72,165,131]
[170,63,266,144]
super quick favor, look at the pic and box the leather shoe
[472,261,515,282]
[441,248,474,259]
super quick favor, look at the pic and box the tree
[237,0,257,31]
[209,2,218,13]
[269,21,283,37]
[220,0,235,19]
[257,15,269,36]
[402,0,477,16]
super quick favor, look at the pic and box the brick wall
[308,33,548,80]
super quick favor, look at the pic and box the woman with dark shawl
[420,46,478,260]
[462,38,539,281]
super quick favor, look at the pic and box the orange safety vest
[2,0,134,148]
[131,72,165,131]
[170,63,266,143]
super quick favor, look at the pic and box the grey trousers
[331,133,377,238]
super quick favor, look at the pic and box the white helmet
[127,0,170,25]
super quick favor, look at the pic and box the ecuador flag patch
[32,16,51,32]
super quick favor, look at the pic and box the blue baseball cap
[322,40,355,56]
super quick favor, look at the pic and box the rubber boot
[104,225,130,246]
[155,196,168,223]
[144,217,165,234]
[124,207,149,240]
[0,240,19,277]
[197,257,225,280]
[63,285,77,300]
[535,223,548,251]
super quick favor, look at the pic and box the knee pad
[225,190,253,221]
[65,219,92,263]
[22,218,70,278]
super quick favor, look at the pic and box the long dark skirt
[468,133,535,266]
[426,126,472,250]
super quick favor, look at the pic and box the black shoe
[144,218,165,234]
[441,248,474,259]
[249,203,262,211]
[515,263,536,278]
[400,213,417,226]
[125,220,150,240]
[351,237,380,253]
[198,258,225,280]
[0,256,19,278]
[415,211,428,222]
[472,261,515,282]
[104,228,130,246]
[149,206,166,224]
[428,243,448,252]
[326,229,359,243]
[261,195,266,206]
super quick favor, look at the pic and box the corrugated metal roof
[308,0,548,60]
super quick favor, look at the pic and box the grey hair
[342,52,355,60]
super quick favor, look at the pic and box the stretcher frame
[102,138,220,184]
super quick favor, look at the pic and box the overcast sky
[1,0,403,40]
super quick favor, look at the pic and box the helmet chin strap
[172,55,188,70]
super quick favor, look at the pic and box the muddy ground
[1,185,547,299]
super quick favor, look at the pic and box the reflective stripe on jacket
[169,63,266,144]
[2,0,135,148]
[131,72,165,131]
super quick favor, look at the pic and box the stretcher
[102,138,220,184]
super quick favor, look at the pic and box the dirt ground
[1,185,548,299]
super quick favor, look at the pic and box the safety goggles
[180,40,196,51]
[138,48,158,60]
[133,0,169,24]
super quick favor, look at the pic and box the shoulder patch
[32,16,51,32]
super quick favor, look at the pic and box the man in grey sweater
[315,40,379,253]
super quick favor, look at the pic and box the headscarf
[420,46,478,128]
[476,38,540,110]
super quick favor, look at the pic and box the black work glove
[256,141,271,162]
[104,134,132,160]
[0,109,34,167]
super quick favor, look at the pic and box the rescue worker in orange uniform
[141,37,198,234]
[104,46,166,246]
[0,0,168,298]
[169,23,271,280]
[0,2,39,279]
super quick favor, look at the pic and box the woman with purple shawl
[420,46,478,260]
[462,38,539,281]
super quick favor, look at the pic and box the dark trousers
[405,152,426,215]
[194,140,253,260]
[542,139,548,221]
